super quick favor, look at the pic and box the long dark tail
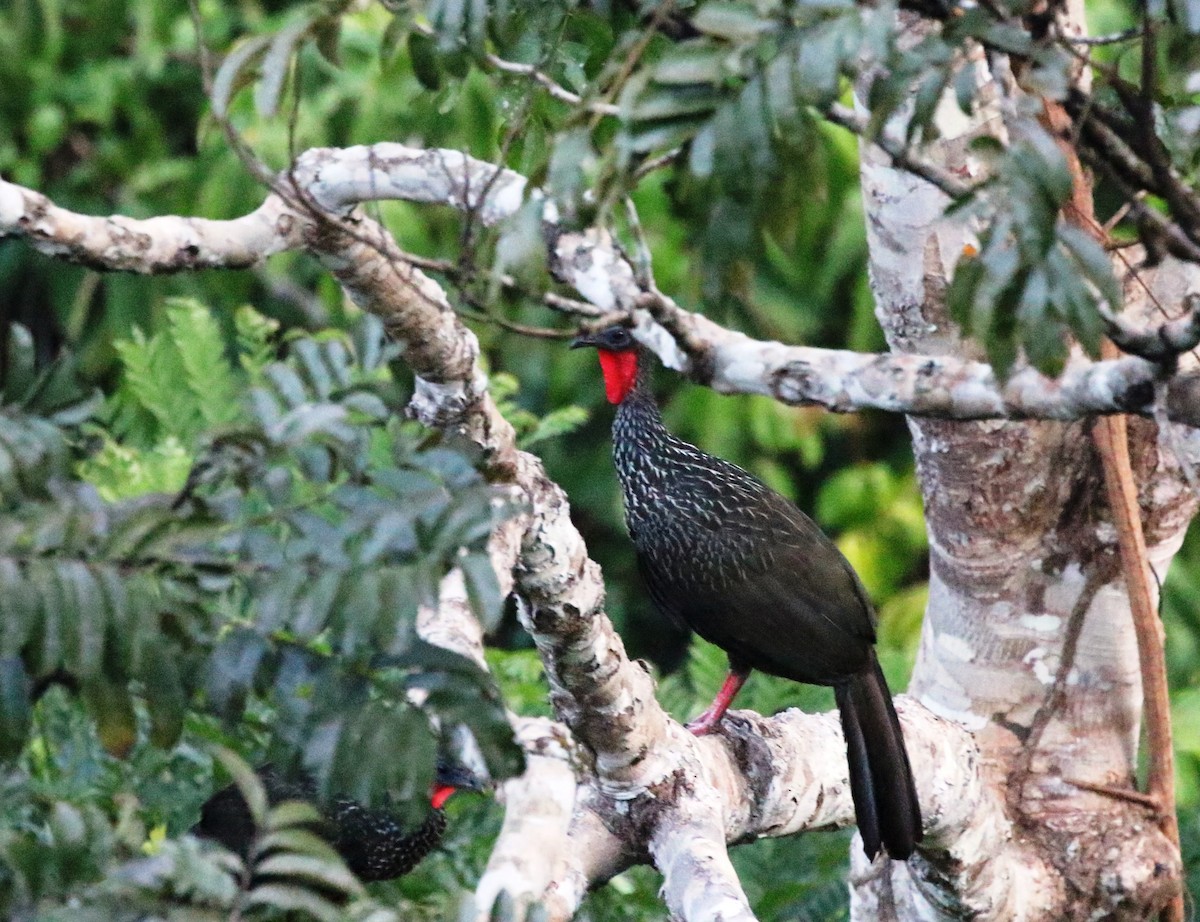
[834,653,922,860]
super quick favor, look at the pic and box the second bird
[572,325,922,861]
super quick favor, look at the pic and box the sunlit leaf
[212,34,273,118]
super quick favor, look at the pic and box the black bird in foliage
[193,762,481,881]
[572,325,922,860]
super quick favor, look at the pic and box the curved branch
[476,718,586,918]
[5,157,1200,427]
[0,179,302,272]
[651,799,758,922]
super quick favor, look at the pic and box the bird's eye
[607,328,631,347]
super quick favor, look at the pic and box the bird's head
[430,760,487,810]
[571,324,639,404]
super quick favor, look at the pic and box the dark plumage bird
[193,762,479,881]
[572,325,922,860]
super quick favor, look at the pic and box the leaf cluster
[946,131,1114,377]
[0,306,524,916]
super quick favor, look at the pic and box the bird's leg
[686,664,751,736]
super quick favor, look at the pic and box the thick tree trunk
[856,83,1198,919]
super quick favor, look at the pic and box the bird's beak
[434,761,489,793]
[570,332,598,350]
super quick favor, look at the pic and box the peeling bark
[6,163,1200,427]
[852,16,1193,918]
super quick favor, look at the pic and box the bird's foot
[685,669,749,736]
[685,708,724,736]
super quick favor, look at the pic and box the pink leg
[686,667,750,736]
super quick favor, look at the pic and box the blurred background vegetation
[0,0,1196,918]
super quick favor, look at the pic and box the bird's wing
[647,470,878,682]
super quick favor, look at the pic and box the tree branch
[6,156,1200,428]
[651,801,758,922]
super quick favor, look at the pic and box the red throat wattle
[598,349,638,404]
[430,784,457,810]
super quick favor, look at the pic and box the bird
[193,761,481,881]
[571,324,922,860]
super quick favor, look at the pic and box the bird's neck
[612,360,670,474]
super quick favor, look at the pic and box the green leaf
[212,33,273,118]
[312,16,342,68]
[293,338,333,401]
[214,747,269,828]
[253,853,362,897]
[522,405,588,447]
[264,800,323,833]
[431,0,469,53]
[82,677,137,758]
[460,551,504,630]
[632,86,725,122]
[0,657,31,759]
[322,337,355,388]
[264,364,310,411]
[63,562,105,679]
[653,42,733,85]
[691,3,774,41]
[1058,223,1121,314]
[0,558,38,657]
[324,702,435,818]
[166,299,241,430]
[1,324,37,403]
[408,31,441,91]
[792,18,853,109]
[255,826,341,862]
[30,559,66,676]
[288,570,340,638]
[235,305,281,379]
[908,68,949,142]
[254,17,312,120]
[953,58,977,115]
[142,644,187,748]
[206,629,268,719]
[244,883,346,922]
[371,566,420,654]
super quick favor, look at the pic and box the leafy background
[1,0,1197,918]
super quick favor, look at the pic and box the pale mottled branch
[292,144,534,225]
[651,803,758,922]
[6,156,1200,427]
[476,718,585,919]
[0,178,302,272]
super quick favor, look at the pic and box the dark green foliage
[946,130,1113,377]
[0,310,523,916]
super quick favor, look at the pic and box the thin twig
[1102,197,1136,234]
[1061,27,1142,46]
[1063,778,1161,810]
[1052,96,1186,921]
[485,52,620,116]
[1078,146,1200,264]
[622,196,656,291]
[633,148,683,181]
[396,250,603,317]
[457,307,575,339]
[591,0,677,128]
[1041,91,1184,920]
[825,103,974,199]
[1010,565,1109,813]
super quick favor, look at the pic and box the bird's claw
[685,709,723,736]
